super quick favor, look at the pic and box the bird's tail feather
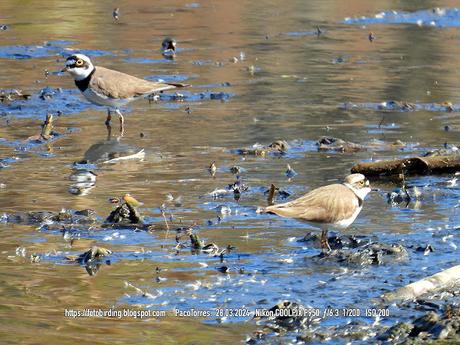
[256,206,268,214]
[166,82,190,88]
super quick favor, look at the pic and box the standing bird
[368,32,375,43]
[161,37,177,59]
[258,174,371,251]
[113,8,120,21]
[62,54,188,135]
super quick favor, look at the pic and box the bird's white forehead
[344,173,366,185]
[65,53,92,66]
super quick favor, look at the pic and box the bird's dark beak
[61,66,69,73]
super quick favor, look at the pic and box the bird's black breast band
[75,68,96,92]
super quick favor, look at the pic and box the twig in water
[378,114,385,129]
[161,206,170,239]
[267,184,276,206]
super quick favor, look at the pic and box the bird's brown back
[90,66,183,99]
[265,184,359,224]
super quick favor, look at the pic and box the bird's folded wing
[91,67,183,99]
[265,184,357,223]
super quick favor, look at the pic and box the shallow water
[1,1,460,344]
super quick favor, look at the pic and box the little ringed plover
[258,173,371,251]
[62,53,188,134]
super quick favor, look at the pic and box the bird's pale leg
[105,109,112,126]
[115,109,124,136]
[320,228,331,252]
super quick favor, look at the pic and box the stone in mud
[314,242,408,266]
[317,136,365,153]
[378,100,417,111]
[415,244,434,254]
[0,89,31,103]
[5,211,56,225]
[388,185,423,206]
[234,140,289,156]
[413,308,460,340]
[201,243,219,254]
[4,209,98,225]
[38,86,62,100]
[106,202,143,224]
[189,232,204,250]
[53,210,73,223]
[263,186,290,201]
[74,209,96,218]
[423,144,459,157]
[224,177,248,201]
[253,300,320,333]
[209,92,229,100]
[346,243,408,265]
[230,165,242,174]
[377,322,413,342]
[68,246,112,276]
[409,312,440,337]
[298,232,369,250]
[377,307,460,342]
[30,253,41,263]
[73,209,98,224]
[66,246,112,264]
[267,140,289,153]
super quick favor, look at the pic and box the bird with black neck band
[258,173,371,252]
[62,53,188,136]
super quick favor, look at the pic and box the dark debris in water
[158,90,233,102]
[207,176,249,201]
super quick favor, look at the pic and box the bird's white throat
[69,64,94,81]
[344,183,371,201]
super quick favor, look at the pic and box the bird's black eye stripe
[65,57,77,68]
[65,56,86,68]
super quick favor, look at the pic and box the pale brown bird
[258,174,371,251]
[62,54,188,135]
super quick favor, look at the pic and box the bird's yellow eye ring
[76,59,84,66]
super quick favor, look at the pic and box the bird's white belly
[82,88,132,108]
[333,205,362,229]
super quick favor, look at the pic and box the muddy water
[1,1,460,344]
